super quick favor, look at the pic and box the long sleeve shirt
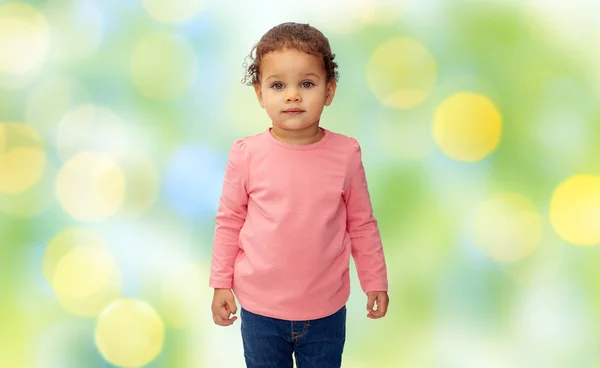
[209,128,388,320]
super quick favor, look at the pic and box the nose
[286,88,301,103]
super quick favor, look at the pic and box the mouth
[283,108,304,114]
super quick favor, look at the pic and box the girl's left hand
[366,291,389,319]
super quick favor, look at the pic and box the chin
[273,121,316,131]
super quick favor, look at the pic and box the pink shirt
[209,128,388,320]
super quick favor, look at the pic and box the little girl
[209,22,389,368]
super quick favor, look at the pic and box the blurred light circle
[0,3,50,75]
[366,37,437,109]
[163,145,224,217]
[43,227,107,282]
[0,122,46,194]
[43,228,122,316]
[54,248,116,298]
[42,0,104,62]
[0,161,55,218]
[56,152,126,221]
[471,193,542,262]
[130,33,197,101]
[56,104,131,160]
[433,92,502,162]
[95,299,165,368]
[52,246,120,304]
[550,174,600,246]
[142,0,204,24]
[26,76,90,140]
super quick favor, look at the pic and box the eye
[271,82,284,90]
[301,81,314,88]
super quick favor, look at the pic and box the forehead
[261,48,325,77]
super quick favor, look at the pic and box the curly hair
[242,22,339,86]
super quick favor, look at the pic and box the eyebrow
[265,73,321,81]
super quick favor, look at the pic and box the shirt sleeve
[343,138,388,293]
[209,139,249,289]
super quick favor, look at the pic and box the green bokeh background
[1,0,600,367]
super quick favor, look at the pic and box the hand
[211,288,238,326]
[366,291,389,319]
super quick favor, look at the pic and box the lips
[284,108,304,114]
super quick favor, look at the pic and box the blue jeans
[240,306,346,368]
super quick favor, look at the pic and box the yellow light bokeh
[471,193,542,262]
[51,247,122,316]
[366,37,437,109]
[142,0,204,24]
[43,227,122,316]
[0,138,55,218]
[550,174,600,246]
[0,3,50,75]
[130,32,198,101]
[43,227,107,281]
[95,299,165,368]
[433,92,502,162]
[0,123,46,194]
[42,0,104,63]
[56,104,130,160]
[0,173,55,218]
[52,247,118,299]
[56,152,126,221]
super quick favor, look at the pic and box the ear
[254,84,265,108]
[324,80,337,106]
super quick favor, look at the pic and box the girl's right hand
[211,288,238,326]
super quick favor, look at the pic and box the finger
[223,315,238,325]
[371,308,385,318]
[213,313,237,326]
[366,296,388,319]
[215,306,231,320]
[367,308,385,319]
[213,313,226,326]
[367,310,383,319]
[366,294,376,312]
[225,299,238,315]
[376,298,388,316]
[213,313,237,322]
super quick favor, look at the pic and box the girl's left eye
[301,81,314,88]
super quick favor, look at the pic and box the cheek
[262,91,280,103]
[307,93,327,107]
[259,94,274,107]
[264,100,278,111]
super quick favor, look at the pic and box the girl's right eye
[271,83,284,90]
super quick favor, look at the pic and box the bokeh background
[1,0,600,366]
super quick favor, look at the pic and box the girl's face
[254,48,336,132]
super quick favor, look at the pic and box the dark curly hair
[242,22,339,86]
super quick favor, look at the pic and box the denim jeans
[240,306,346,368]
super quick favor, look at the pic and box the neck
[270,122,324,145]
